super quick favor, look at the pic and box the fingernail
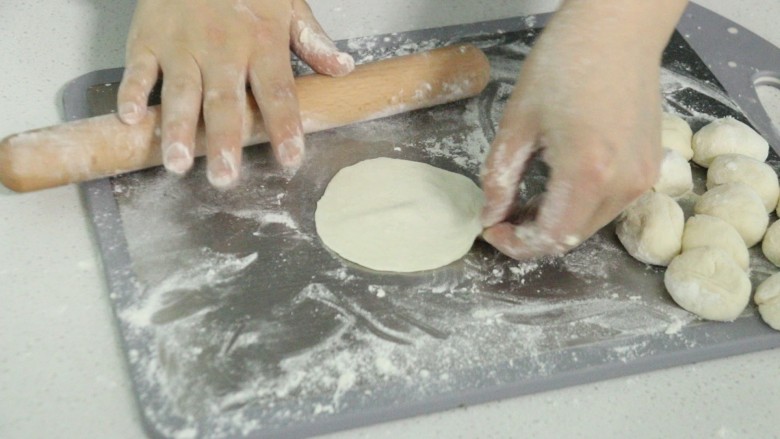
[481,209,502,228]
[480,210,495,228]
[207,150,239,189]
[562,234,581,248]
[321,52,355,77]
[277,135,304,168]
[480,224,495,239]
[335,52,355,75]
[118,102,144,124]
[480,199,512,227]
[298,25,338,52]
[514,226,561,256]
[163,142,192,175]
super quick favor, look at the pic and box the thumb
[480,106,539,228]
[290,0,355,77]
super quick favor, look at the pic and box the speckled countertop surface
[1,1,779,438]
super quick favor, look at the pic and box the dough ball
[653,148,693,198]
[706,154,779,213]
[693,182,768,247]
[315,158,484,272]
[682,214,749,271]
[616,192,684,266]
[662,113,693,160]
[664,247,751,322]
[754,273,780,330]
[691,117,769,167]
[762,220,780,267]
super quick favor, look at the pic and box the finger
[202,65,247,188]
[480,108,540,228]
[584,190,642,235]
[483,174,602,260]
[249,48,305,169]
[290,0,354,77]
[117,48,159,125]
[159,54,203,175]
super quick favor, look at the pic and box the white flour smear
[106,33,751,438]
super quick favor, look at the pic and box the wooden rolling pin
[0,44,490,192]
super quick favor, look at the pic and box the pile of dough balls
[616,115,780,329]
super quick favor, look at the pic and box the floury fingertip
[163,142,193,175]
[207,150,239,189]
[118,102,144,125]
[480,205,506,228]
[277,135,305,169]
[334,52,356,75]
[296,20,355,77]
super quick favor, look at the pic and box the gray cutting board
[64,4,780,439]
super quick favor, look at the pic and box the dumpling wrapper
[316,158,485,272]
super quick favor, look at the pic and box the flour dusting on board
[105,30,748,438]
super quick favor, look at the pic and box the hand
[480,0,687,260]
[117,0,354,188]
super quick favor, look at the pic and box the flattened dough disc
[315,158,485,272]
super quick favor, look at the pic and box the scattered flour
[100,27,743,439]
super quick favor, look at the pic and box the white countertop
[1,1,779,438]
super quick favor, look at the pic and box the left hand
[117,0,354,188]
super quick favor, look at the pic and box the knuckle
[254,21,286,43]
[120,75,149,93]
[163,75,202,96]
[123,58,157,80]
[127,58,155,72]
[573,140,661,203]
[263,80,296,103]
[205,127,230,138]
[579,147,616,187]
[269,119,301,139]
[270,80,295,100]
[162,119,192,136]
[206,25,229,46]
[207,131,243,149]
[203,87,242,109]
[623,165,658,200]
[252,75,297,109]
[254,26,276,42]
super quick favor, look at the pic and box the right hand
[480,0,687,260]
[117,0,354,188]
